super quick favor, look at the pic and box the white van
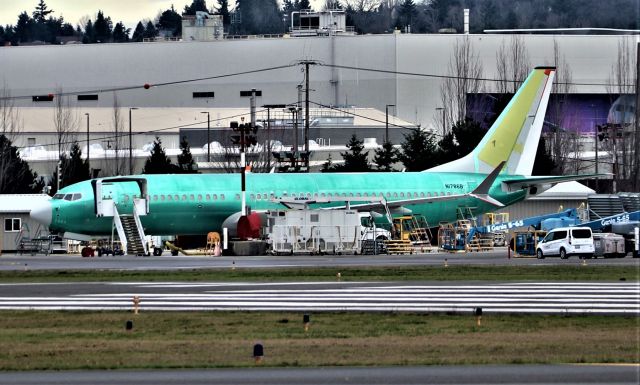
[536,227,594,259]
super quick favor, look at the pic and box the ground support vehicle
[592,233,626,258]
[267,209,361,255]
[536,227,594,259]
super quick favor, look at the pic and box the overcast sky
[0,0,324,30]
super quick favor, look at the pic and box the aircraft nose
[30,200,52,227]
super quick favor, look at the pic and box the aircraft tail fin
[426,66,555,176]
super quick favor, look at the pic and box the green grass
[0,265,637,283]
[0,311,637,370]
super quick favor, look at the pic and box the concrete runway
[0,249,638,271]
[0,365,638,385]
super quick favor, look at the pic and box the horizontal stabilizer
[502,173,610,193]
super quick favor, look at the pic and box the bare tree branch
[439,36,483,133]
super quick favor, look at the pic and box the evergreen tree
[112,22,129,42]
[320,154,333,173]
[132,22,145,42]
[215,0,231,26]
[143,20,158,39]
[236,0,283,34]
[93,11,112,42]
[184,0,209,15]
[373,141,400,172]
[82,19,94,43]
[14,12,33,43]
[328,134,371,172]
[142,137,176,174]
[0,134,45,194]
[177,136,198,173]
[532,135,559,176]
[32,0,54,23]
[398,0,416,29]
[398,128,439,171]
[437,118,486,164]
[158,6,182,36]
[61,141,91,189]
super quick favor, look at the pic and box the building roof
[17,107,415,134]
[532,181,595,200]
[0,194,50,213]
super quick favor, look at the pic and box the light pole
[436,107,446,138]
[84,113,90,172]
[385,104,395,143]
[201,111,210,162]
[128,107,138,175]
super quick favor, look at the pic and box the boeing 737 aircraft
[30,66,599,250]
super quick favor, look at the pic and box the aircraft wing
[501,173,610,193]
[326,161,507,212]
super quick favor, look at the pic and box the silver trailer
[267,209,361,255]
[593,233,626,258]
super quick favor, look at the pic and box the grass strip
[0,311,637,370]
[0,265,637,283]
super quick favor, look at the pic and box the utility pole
[85,113,90,172]
[385,104,395,144]
[201,111,210,162]
[304,61,310,171]
[128,107,138,175]
[296,84,302,154]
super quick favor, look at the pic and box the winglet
[469,161,505,207]
[472,161,505,195]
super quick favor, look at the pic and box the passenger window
[235,194,240,200]
[220,194,225,200]
[167,195,172,201]
[153,195,158,201]
[198,194,202,201]
[53,194,64,200]
[161,195,165,201]
[190,194,195,201]
[174,195,179,201]
[206,194,210,201]
[400,192,405,198]
[182,194,187,201]
[213,194,217,200]
[250,194,255,200]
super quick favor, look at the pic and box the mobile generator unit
[266,209,361,255]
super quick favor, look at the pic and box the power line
[316,63,635,88]
[0,64,296,101]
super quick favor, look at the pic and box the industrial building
[0,27,636,179]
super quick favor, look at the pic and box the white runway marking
[1,282,638,314]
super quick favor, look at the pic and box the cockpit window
[72,193,82,201]
[63,194,73,201]
[53,193,64,200]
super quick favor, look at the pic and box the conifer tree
[373,141,400,172]
[0,134,45,194]
[142,137,176,174]
[398,128,439,171]
[177,136,198,173]
[61,141,91,188]
[327,134,371,172]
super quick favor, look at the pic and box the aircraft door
[115,190,135,215]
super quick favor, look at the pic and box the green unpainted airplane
[30,66,596,241]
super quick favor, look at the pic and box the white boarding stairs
[113,205,148,256]
[93,178,150,256]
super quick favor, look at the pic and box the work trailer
[267,209,361,255]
